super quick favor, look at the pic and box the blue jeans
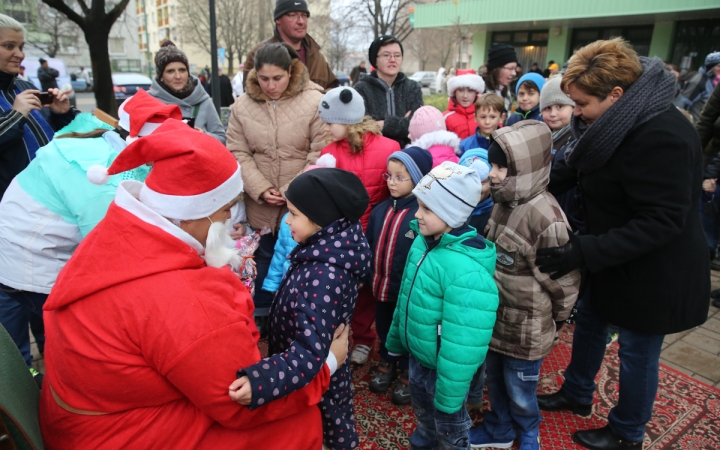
[700,187,720,257]
[376,301,408,370]
[0,284,48,367]
[252,233,278,316]
[467,362,486,405]
[409,356,472,450]
[560,297,664,442]
[483,351,542,441]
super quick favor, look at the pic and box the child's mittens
[228,376,253,405]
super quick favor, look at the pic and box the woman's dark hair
[255,43,299,72]
[483,67,508,98]
[56,127,128,140]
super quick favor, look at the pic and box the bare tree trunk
[85,27,117,116]
[227,51,234,77]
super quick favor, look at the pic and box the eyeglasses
[382,173,412,184]
[501,64,517,71]
[377,53,403,61]
[285,12,309,20]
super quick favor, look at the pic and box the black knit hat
[285,168,369,228]
[155,40,189,77]
[368,35,404,68]
[487,43,518,72]
[274,0,310,21]
[487,140,507,168]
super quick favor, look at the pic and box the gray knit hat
[539,77,575,111]
[155,40,189,77]
[318,87,365,125]
[274,0,310,20]
[412,161,485,229]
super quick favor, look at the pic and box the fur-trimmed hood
[245,58,324,102]
[410,130,461,155]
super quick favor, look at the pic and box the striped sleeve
[0,109,26,147]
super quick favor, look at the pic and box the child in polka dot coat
[230,168,372,450]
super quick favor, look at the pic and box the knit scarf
[157,77,196,100]
[564,57,676,173]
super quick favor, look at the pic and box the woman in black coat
[536,38,709,450]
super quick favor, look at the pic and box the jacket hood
[490,120,553,205]
[245,58,322,102]
[44,183,208,310]
[289,218,372,281]
[148,75,210,107]
[411,130,461,155]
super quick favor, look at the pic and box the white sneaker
[350,344,371,365]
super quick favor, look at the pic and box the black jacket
[37,66,59,91]
[697,80,720,159]
[549,107,709,334]
[366,195,420,302]
[353,71,424,147]
[0,72,76,200]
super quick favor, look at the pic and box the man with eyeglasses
[243,0,338,91]
[353,35,423,149]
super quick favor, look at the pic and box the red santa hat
[117,89,182,139]
[447,68,485,98]
[87,119,243,220]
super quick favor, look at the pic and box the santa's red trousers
[351,286,376,346]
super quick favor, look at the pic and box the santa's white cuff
[326,352,338,375]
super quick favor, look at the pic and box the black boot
[572,426,642,449]
[537,389,592,417]
[710,288,720,299]
[713,297,720,309]
[369,360,396,393]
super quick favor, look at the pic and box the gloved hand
[536,232,584,280]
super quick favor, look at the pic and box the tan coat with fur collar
[228,59,328,233]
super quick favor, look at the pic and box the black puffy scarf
[564,57,676,173]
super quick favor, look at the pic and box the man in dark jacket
[37,58,59,91]
[353,35,423,148]
[243,0,338,91]
[350,61,367,85]
[536,38,709,450]
[206,68,234,107]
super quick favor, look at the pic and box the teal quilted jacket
[385,221,499,413]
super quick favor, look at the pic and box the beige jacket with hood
[486,120,580,361]
[227,59,327,232]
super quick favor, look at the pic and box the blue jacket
[505,104,542,126]
[261,213,297,292]
[458,128,492,156]
[367,195,419,303]
[238,218,372,409]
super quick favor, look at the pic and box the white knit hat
[447,72,486,98]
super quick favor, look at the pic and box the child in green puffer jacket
[385,161,499,450]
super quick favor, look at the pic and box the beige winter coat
[485,120,580,361]
[227,59,327,232]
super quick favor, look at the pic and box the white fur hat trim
[447,74,486,98]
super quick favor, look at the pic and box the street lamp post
[209,0,221,114]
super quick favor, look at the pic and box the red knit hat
[88,119,243,220]
[117,89,182,139]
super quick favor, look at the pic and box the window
[109,37,125,54]
[492,30,548,46]
[571,25,654,57]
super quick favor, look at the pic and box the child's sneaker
[350,344,371,365]
[29,367,43,389]
[391,369,411,405]
[369,360,396,393]
[469,424,513,448]
[519,429,540,450]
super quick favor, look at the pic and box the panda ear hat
[317,87,366,125]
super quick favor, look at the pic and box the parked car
[21,57,77,108]
[112,73,152,101]
[334,71,350,86]
[70,75,87,93]
[409,71,437,88]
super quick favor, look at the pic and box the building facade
[412,0,720,74]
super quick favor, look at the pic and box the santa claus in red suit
[39,119,348,449]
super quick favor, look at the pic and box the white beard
[203,219,242,270]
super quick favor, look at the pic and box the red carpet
[349,325,720,449]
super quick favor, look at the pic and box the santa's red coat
[39,183,329,449]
